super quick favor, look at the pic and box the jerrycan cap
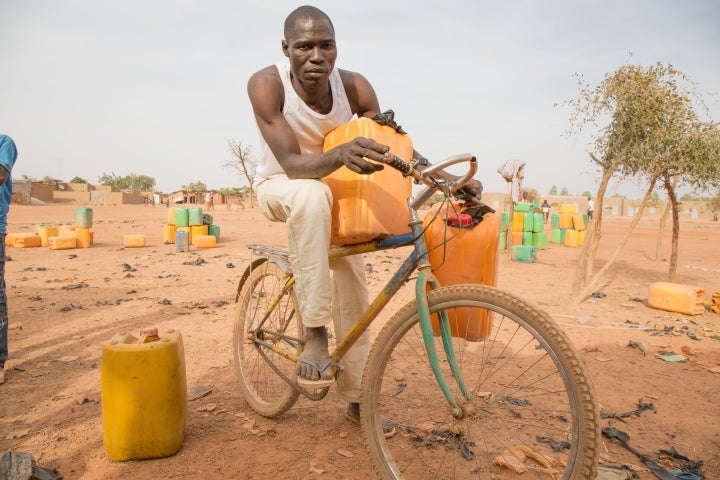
[139,326,159,337]
[446,213,473,227]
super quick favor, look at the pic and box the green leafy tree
[98,172,156,191]
[183,181,207,192]
[70,176,88,184]
[548,185,557,195]
[564,60,720,297]
[559,187,569,196]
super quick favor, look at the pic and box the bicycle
[232,153,600,479]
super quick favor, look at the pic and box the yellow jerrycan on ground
[323,116,414,245]
[101,327,187,461]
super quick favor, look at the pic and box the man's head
[282,6,337,89]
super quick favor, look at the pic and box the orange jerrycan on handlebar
[323,117,414,245]
[423,203,501,341]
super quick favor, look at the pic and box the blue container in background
[175,230,190,252]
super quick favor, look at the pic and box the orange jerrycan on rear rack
[423,204,501,341]
[323,117,414,245]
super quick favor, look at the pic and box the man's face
[282,17,337,88]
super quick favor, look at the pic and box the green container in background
[583,213,589,227]
[188,208,203,226]
[514,201,532,213]
[523,212,534,232]
[522,231,533,245]
[560,228,567,243]
[202,214,213,226]
[532,232,547,249]
[34,223,48,234]
[532,213,544,232]
[551,228,561,243]
[174,208,189,227]
[531,200,540,211]
[511,245,537,262]
[499,231,507,251]
[501,211,509,231]
[208,225,220,242]
[551,213,560,229]
[75,207,93,228]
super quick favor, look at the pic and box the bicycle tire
[361,284,599,479]
[233,259,301,417]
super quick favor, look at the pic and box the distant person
[587,197,594,220]
[0,135,18,385]
[541,199,550,223]
[205,191,214,210]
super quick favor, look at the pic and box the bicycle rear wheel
[233,259,301,417]
[361,285,599,479]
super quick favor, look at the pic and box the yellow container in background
[195,235,216,248]
[163,225,177,244]
[75,227,92,248]
[511,212,525,232]
[123,235,145,248]
[648,282,706,316]
[190,225,208,243]
[59,225,76,237]
[39,226,58,247]
[101,328,187,461]
[564,229,579,247]
[323,117,414,245]
[572,214,586,231]
[15,235,42,248]
[558,213,573,229]
[49,236,77,250]
[167,207,177,226]
[578,229,587,246]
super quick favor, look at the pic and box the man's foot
[296,326,335,387]
[345,402,397,438]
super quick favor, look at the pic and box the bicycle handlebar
[385,153,492,212]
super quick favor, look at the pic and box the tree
[564,61,720,298]
[548,185,557,195]
[98,172,156,191]
[559,187,569,196]
[70,176,88,184]
[581,191,591,198]
[182,181,207,192]
[226,139,257,207]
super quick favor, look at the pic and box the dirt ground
[0,203,718,480]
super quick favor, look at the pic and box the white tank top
[255,62,353,179]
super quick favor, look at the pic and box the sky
[1,0,719,197]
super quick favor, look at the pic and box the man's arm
[0,166,9,187]
[248,67,387,179]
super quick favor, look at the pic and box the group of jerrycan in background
[100,117,500,462]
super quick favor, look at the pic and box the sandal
[345,403,397,439]
[296,358,336,388]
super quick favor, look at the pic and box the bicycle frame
[246,154,482,411]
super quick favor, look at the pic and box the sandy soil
[0,204,718,479]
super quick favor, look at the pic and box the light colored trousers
[257,174,370,403]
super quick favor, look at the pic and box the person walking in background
[541,199,550,223]
[0,135,18,385]
[205,191,214,210]
[587,196,595,221]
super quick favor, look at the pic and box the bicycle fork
[410,208,471,418]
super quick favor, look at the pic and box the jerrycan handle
[138,326,160,344]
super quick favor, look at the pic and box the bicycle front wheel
[233,259,301,417]
[361,285,599,479]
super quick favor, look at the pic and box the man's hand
[460,178,483,200]
[330,137,389,175]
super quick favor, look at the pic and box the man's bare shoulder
[338,68,379,117]
[248,65,282,92]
